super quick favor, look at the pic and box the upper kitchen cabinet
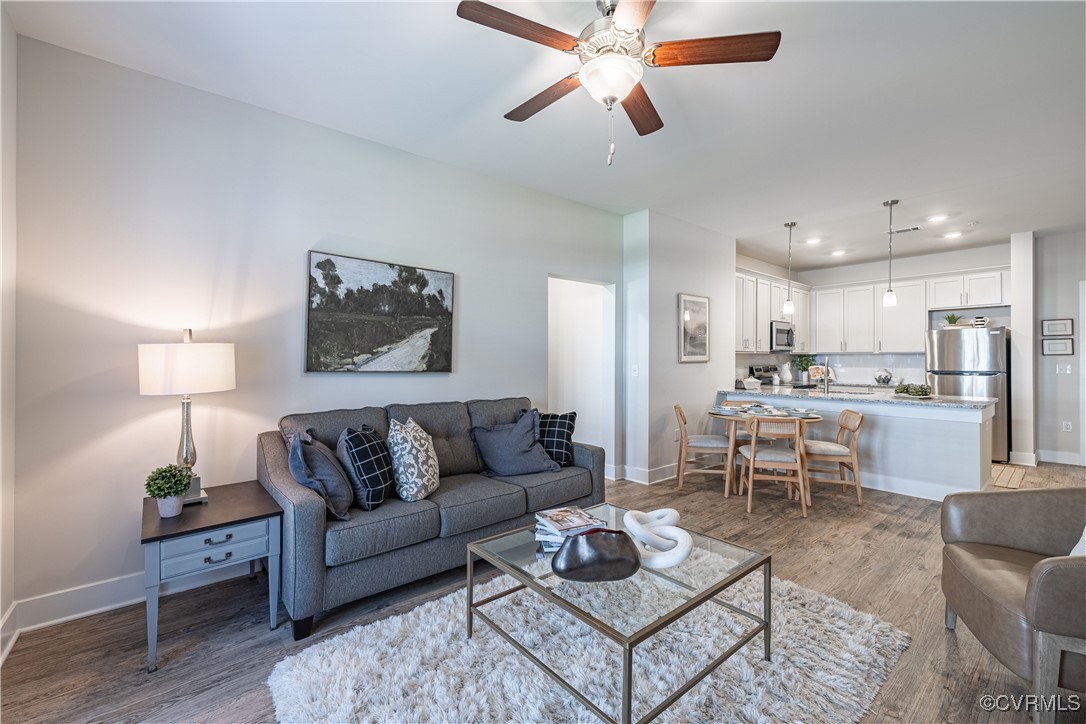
[876,280,926,352]
[735,267,811,354]
[755,278,772,352]
[793,289,811,353]
[813,285,875,353]
[927,270,1007,309]
[735,272,757,352]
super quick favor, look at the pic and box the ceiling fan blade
[621,83,664,136]
[644,31,782,67]
[611,0,656,34]
[456,1,578,51]
[505,74,582,122]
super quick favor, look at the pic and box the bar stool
[674,405,729,490]
[737,416,809,517]
[799,409,864,505]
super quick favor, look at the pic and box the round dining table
[707,405,823,497]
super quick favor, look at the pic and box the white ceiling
[6,1,1084,270]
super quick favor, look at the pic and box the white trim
[605,463,622,481]
[0,600,17,665]
[1009,451,1038,467]
[1037,449,1085,467]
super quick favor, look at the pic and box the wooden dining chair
[674,404,730,490]
[714,400,757,495]
[799,409,864,505]
[737,416,809,517]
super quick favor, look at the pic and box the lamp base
[182,475,209,505]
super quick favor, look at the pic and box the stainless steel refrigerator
[926,326,1010,462]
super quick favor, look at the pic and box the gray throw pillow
[387,418,441,502]
[472,411,560,476]
[288,430,353,520]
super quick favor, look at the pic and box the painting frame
[678,293,710,363]
[1041,338,1073,356]
[305,250,454,373]
[1041,318,1074,337]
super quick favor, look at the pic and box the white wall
[1,9,17,660]
[13,39,624,627]
[1034,230,1085,464]
[797,243,1010,287]
[622,211,650,482]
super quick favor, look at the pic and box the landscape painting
[306,251,453,373]
[679,293,709,363]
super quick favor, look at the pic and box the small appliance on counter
[748,365,780,385]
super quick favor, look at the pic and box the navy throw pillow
[519,409,577,467]
[471,411,560,477]
[337,426,394,511]
[288,430,353,521]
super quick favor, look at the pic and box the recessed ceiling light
[943,231,962,239]
[831,250,846,256]
[927,214,948,223]
[806,237,822,245]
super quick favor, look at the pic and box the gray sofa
[256,396,605,639]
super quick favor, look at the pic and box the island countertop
[721,385,995,409]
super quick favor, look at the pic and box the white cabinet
[927,271,1005,308]
[793,289,810,352]
[770,282,790,323]
[735,273,756,352]
[876,280,926,352]
[813,285,874,353]
[755,278,772,352]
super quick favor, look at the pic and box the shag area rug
[268,551,909,723]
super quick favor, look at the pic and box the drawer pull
[205,533,233,546]
[204,552,233,565]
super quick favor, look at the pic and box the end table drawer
[160,520,268,559]
[161,536,269,579]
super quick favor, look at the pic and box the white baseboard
[1,600,17,665]
[622,462,679,485]
[12,560,258,637]
[605,463,623,481]
[1009,451,1038,467]
[1036,449,1085,466]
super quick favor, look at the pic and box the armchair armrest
[572,442,606,506]
[941,489,1086,557]
[257,431,327,621]
[1026,556,1086,639]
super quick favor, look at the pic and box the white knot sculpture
[623,508,693,569]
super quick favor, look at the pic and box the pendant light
[882,200,898,307]
[781,222,796,316]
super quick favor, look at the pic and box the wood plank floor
[2,462,1083,723]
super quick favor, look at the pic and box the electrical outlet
[632,364,639,377]
[1056,364,1073,375]
[674,428,680,442]
[1062,421,1074,433]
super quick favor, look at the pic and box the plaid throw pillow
[519,409,577,467]
[336,426,394,511]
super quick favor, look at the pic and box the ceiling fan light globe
[883,289,897,307]
[579,54,643,106]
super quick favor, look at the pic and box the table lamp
[138,329,236,504]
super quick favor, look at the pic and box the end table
[141,480,282,672]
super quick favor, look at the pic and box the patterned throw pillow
[287,430,354,521]
[519,409,578,467]
[336,426,394,511]
[387,418,440,502]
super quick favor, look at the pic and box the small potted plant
[943,313,962,327]
[145,464,192,518]
[793,354,815,384]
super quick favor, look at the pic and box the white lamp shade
[579,54,643,105]
[781,299,795,316]
[883,289,898,307]
[138,342,236,395]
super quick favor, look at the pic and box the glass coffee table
[466,503,770,724]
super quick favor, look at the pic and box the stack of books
[535,506,608,554]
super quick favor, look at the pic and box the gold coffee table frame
[466,503,770,724]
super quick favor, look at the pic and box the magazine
[535,506,607,536]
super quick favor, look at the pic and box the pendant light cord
[786,223,793,301]
[887,202,894,291]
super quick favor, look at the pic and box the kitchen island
[716,386,997,501]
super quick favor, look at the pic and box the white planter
[156,496,184,518]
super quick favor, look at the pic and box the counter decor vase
[797,370,809,384]
[551,529,641,582]
[780,362,793,384]
[156,496,184,518]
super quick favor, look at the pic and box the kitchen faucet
[822,356,831,394]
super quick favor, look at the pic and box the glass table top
[470,503,766,640]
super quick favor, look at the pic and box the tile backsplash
[738,351,927,384]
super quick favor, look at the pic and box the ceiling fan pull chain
[607,105,616,166]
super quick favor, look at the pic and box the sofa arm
[941,489,1086,557]
[572,442,606,505]
[257,431,327,621]
[1026,556,1086,639]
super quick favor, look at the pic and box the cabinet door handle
[878,340,882,352]
[204,552,233,565]
[959,292,963,305]
[205,533,233,546]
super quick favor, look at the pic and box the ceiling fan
[456,0,782,137]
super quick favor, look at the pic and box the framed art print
[1041,318,1074,337]
[1041,338,1073,356]
[679,293,709,363]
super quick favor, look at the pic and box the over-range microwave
[770,321,795,352]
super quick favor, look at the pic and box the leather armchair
[942,488,1086,723]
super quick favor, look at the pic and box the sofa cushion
[471,413,560,477]
[387,402,479,476]
[467,397,532,428]
[324,498,440,566]
[388,418,441,502]
[280,407,388,450]
[494,467,593,512]
[427,474,525,537]
[520,409,577,467]
[287,431,353,521]
[337,426,394,511]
